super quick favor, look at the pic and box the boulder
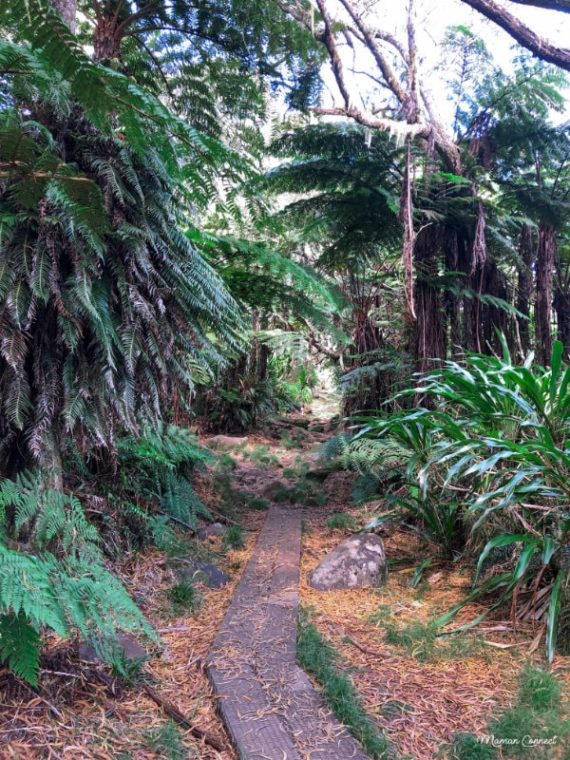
[308,533,387,591]
[79,632,148,663]
[167,557,231,588]
[209,435,247,448]
[181,561,230,589]
[197,522,227,539]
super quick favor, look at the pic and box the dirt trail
[205,416,369,760]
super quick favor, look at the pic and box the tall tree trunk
[93,16,123,62]
[414,225,445,372]
[481,258,508,354]
[50,0,76,31]
[517,224,534,356]
[536,225,556,365]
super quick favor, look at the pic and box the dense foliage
[341,341,570,659]
[1,0,570,687]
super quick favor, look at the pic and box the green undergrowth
[241,492,269,510]
[278,431,307,449]
[243,444,280,468]
[327,512,358,531]
[144,719,188,759]
[297,609,392,759]
[223,524,245,549]
[446,666,570,759]
[368,608,489,663]
[271,480,326,506]
[168,580,200,614]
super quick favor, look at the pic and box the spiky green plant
[352,339,570,659]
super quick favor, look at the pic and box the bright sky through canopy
[318,0,570,126]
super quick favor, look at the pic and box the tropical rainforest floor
[1,401,569,759]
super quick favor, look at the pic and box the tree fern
[0,613,41,685]
[0,473,154,684]
[0,41,246,470]
[117,424,213,529]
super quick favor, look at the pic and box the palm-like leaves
[353,340,570,659]
[0,7,248,469]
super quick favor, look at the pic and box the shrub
[351,340,570,659]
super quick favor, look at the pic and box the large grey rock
[308,533,387,590]
[79,632,148,663]
[198,522,227,539]
[167,557,231,588]
[209,435,248,448]
[183,561,230,589]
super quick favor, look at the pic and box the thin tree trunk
[554,287,570,359]
[414,225,445,372]
[443,228,461,356]
[481,258,508,354]
[517,225,534,356]
[536,225,556,365]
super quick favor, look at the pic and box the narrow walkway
[206,504,369,760]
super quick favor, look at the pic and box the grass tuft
[384,621,438,662]
[223,524,245,549]
[447,666,569,758]
[518,665,561,711]
[450,732,496,759]
[327,512,358,531]
[144,719,187,759]
[168,580,199,613]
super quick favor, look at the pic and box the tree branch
[460,0,570,70]
[311,105,430,136]
[276,0,325,41]
[337,0,408,105]
[507,0,570,11]
[314,0,355,107]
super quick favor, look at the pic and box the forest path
[205,421,369,760]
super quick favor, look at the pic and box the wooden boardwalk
[206,504,369,760]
